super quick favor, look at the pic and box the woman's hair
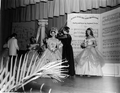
[30,36,36,44]
[85,28,94,38]
[12,33,17,37]
[50,27,58,36]
[63,26,70,33]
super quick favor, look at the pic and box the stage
[18,76,120,93]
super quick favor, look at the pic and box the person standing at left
[8,33,19,71]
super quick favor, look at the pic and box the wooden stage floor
[18,76,120,93]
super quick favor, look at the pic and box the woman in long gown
[27,36,39,65]
[40,27,63,64]
[1,36,11,66]
[75,28,105,76]
[57,26,75,77]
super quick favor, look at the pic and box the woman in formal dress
[75,28,105,77]
[27,36,39,64]
[1,36,11,66]
[27,36,39,51]
[40,27,63,64]
[57,26,75,77]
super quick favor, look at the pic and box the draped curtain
[1,0,120,44]
[2,0,120,17]
[2,0,120,26]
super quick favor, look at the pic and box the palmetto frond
[0,52,68,92]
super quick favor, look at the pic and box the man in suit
[8,33,19,71]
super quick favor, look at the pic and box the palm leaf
[0,52,68,92]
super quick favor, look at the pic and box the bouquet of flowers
[81,39,88,49]
[81,42,86,49]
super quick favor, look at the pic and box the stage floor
[18,76,120,93]
[0,51,119,93]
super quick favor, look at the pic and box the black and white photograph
[0,0,120,93]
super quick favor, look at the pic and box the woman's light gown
[40,38,62,64]
[1,43,9,66]
[75,37,105,76]
[27,43,40,67]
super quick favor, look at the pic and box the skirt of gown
[27,50,39,66]
[40,49,62,65]
[75,47,105,76]
[1,49,9,66]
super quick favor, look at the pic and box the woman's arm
[45,38,54,52]
[57,34,67,39]
[29,43,39,50]
[3,43,8,48]
[14,39,19,51]
[54,40,63,53]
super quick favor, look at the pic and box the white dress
[75,37,105,76]
[39,38,62,64]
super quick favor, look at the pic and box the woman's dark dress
[59,34,75,76]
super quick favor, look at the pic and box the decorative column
[36,20,48,46]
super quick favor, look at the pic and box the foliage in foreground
[0,53,67,92]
